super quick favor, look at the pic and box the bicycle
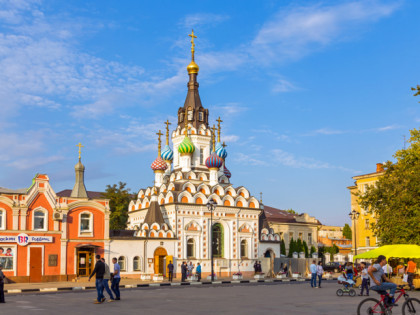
[357,285,420,314]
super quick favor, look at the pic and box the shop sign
[0,233,53,246]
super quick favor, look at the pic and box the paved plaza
[2,281,419,314]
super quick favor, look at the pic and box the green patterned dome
[178,136,195,154]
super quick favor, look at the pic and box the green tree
[310,246,317,256]
[303,240,309,257]
[102,182,133,230]
[280,239,286,256]
[296,238,303,254]
[412,85,420,101]
[343,223,352,240]
[288,238,296,257]
[286,209,298,214]
[357,128,420,245]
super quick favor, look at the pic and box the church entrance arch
[154,247,167,275]
[212,223,224,258]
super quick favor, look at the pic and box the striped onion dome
[215,142,227,159]
[224,165,231,178]
[151,157,168,171]
[161,144,174,161]
[178,136,195,154]
[205,152,223,169]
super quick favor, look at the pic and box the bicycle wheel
[402,298,420,315]
[350,289,356,297]
[357,298,385,315]
[336,289,343,296]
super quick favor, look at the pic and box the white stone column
[209,168,219,186]
[164,161,172,176]
[60,240,67,275]
[154,170,164,187]
[181,154,192,172]
[104,211,110,239]
[19,208,27,230]
[12,208,19,230]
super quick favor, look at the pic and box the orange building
[0,155,110,282]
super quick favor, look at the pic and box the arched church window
[241,240,248,258]
[212,223,224,258]
[187,238,195,258]
[199,111,204,121]
[179,113,184,123]
[133,256,140,271]
[118,256,126,271]
[187,108,193,121]
[200,148,204,165]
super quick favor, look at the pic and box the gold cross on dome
[156,130,163,156]
[189,29,197,51]
[222,142,227,148]
[164,120,171,145]
[76,142,84,159]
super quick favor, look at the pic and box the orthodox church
[112,31,281,278]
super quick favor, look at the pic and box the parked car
[323,262,344,273]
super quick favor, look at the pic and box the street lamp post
[207,199,216,281]
[348,209,360,256]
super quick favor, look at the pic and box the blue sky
[0,0,419,226]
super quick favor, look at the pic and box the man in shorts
[368,255,398,306]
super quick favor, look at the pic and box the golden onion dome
[187,60,199,74]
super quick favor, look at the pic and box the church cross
[164,120,171,145]
[188,30,197,60]
[222,142,227,148]
[216,117,223,142]
[211,124,217,152]
[156,130,163,156]
[76,142,84,159]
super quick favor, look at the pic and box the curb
[5,278,338,295]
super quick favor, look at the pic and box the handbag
[402,274,408,283]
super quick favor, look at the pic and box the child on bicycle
[368,255,398,306]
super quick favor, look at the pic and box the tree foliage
[288,238,296,257]
[102,182,133,230]
[319,245,339,256]
[357,128,420,245]
[280,239,286,256]
[303,240,309,257]
[286,209,298,214]
[412,85,420,101]
[343,223,352,240]
[310,246,317,256]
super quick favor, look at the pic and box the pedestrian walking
[406,259,417,291]
[359,262,369,296]
[167,260,174,282]
[310,260,317,288]
[253,261,258,274]
[316,262,324,288]
[257,261,262,273]
[181,261,187,282]
[100,258,115,302]
[88,255,106,304]
[111,257,121,301]
[0,264,5,303]
[187,262,194,278]
[196,262,202,281]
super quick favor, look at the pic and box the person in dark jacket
[181,261,187,282]
[89,255,106,304]
[0,264,5,303]
[254,261,258,274]
[167,261,174,282]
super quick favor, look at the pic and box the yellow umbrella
[353,244,420,261]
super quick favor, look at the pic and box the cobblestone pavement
[2,281,419,314]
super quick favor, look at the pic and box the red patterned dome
[151,157,168,171]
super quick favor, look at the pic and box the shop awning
[75,244,101,248]
[353,244,420,261]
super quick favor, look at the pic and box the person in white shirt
[359,262,370,296]
[310,260,317,288]
[316,262,324,288]
[382,262,392,278]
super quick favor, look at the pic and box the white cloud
[181,13,229,28]
[221,135,239,143]
[374,124,402,132]
[212,103,247,116]
[234,152,268,166]
[272,78,298,93]
[250,1,399,63]
[312,128,345,135]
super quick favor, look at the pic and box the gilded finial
[187,30,199,74]
[156,130,163,156]
[211,124,217,152]
[164,120,171,145]
[76,142,84,160]
[260,192,263,203]
[216,117,223,142]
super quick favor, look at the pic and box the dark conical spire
[71,143,88,198]
[178,29,208,130]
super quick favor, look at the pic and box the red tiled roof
[56,189,105,199]
[263,205,321,225]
